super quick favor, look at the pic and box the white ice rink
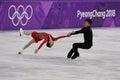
[0,28,120,80]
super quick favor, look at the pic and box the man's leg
[71,43,88,59]
[71,51,79,59]
[67,43,85,59]
[67,48,75,58]
[69,43,80,59]
[18,39,35,54]
[67,43,79,58]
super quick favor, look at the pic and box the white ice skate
[19,28,24,36]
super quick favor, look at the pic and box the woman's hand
[35,49,39,54]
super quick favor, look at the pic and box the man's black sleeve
[71,28,85,35]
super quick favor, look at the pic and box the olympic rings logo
[8,5,33,26]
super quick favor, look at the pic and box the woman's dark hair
[46,42,51,48]
[85,19,92,25]
[46,37,52,48]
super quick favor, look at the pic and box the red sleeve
[38,40,47,49]
[52,35,68,41]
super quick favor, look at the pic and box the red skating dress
[31,31,67,49]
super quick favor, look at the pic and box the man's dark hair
[85,19,92,25]
[46,42,51,48]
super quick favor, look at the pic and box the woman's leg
[19,39,35,54]
[23,31,32,36]
[20,28,32,36]
[23,39,35,50]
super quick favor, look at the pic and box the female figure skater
[19,28,69,54]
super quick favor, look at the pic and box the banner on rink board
[77,9,116,19]
[0,1,120,30]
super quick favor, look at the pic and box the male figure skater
[19,28,68,54]
[67,19,93,59]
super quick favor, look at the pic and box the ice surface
[0,28,120,80]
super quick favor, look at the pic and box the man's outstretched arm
[72,28,85,35]
[67,28,85,36]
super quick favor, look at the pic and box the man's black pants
[67,43,92,58]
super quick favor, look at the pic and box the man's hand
[35,49,39,54]
[67,31,75,37]
[67,32,72,37]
